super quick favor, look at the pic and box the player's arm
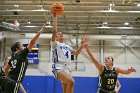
[19,83,27,93]
[71,46,83,56]
[116,67,136,75]
[27,24,45,51]
[3,57,11,76]
[51,12,57,42]
[115,79,121,93]
[71,37,88,56]
[85,42,104,74]
[3,64,11,76]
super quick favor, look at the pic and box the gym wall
[2,38,140,93]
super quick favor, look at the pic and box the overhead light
[24,25,52,28]
[97,27,133,29]
[137,4,140,7]
[45,21,52,28]
[46,21,51,25]
[108,3,115,11]
[102,22,108,27]
[124,22,129,26]
[14,5,19,7]
[118,27,133,29]
[98,27,111,29]
[99,10,119,12]
[45,25,52,28]
[109,3,115,6]
[103,22,108,25]
[7,9,49,12]
[11,9,23,11]
[27,22,31,24]
[24,26,37,27]
[127,11,140,13]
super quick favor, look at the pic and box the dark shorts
[0,68,20,93]
[1,77,20,93]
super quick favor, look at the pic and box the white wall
[2,38,140,78]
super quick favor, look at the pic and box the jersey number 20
[107,79,114,84]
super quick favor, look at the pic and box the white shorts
[52,64,71,79]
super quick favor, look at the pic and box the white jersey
[52,41,73,66]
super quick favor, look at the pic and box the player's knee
[62,81,68,85]
[68,78,75,86]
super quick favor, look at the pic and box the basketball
[50,2,64,15]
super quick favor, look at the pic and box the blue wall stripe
[20,76,140,93]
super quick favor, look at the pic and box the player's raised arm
[84,41,104,74]
[27,24,45,51]
[71,37,88,55]
[51,12,57,42]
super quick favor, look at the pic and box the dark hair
[110,56,114,62]
[11,42,21,53]
[110,56,114,66]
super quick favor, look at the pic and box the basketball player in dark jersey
[3,24,45,93]
[84,42,136,93]
[0,57,26,93]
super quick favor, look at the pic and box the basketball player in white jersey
[51,12,88,93]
